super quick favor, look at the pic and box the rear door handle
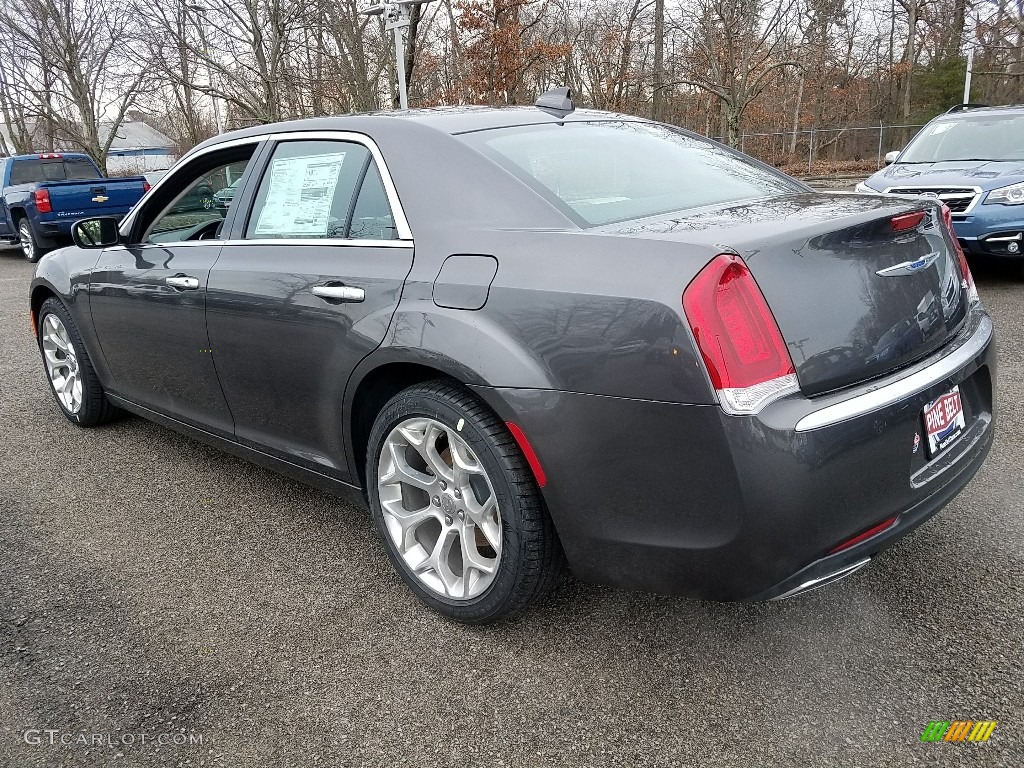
[166,275,200,290]
[311,284,365,303]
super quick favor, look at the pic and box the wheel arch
[30,283,60,332]
[346,358,474,489]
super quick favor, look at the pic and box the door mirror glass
[72,217,120,249]
[884,150,900,165]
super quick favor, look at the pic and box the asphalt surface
[1,248,1021,768]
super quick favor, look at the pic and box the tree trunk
[902,0,917,121]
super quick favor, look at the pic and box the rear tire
[37,298,119,426]
[18,218,48,263]
[366,380,564,624]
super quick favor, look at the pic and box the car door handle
[166,276,200,290]
[311,284,365,302]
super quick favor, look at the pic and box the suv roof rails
[946,103,990,114]
[535,87,575,117]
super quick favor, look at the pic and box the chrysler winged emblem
[876,251,942,276]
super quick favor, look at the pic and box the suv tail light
[33,189,52,213]
[143,181,151,192]
[682,253,799,415]
[941,204,980,306]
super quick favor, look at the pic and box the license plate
[923,385,966,457]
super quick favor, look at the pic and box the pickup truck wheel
[367,381,564,624]
[18,218,46,263]
[37,298,119,426]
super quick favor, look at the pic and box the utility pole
[963,44,974,104]
[362,0,436,110]
[652,0,664,121]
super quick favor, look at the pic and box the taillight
[682,253,799,415]
[33,189,52,213]
[941,204,979,305]
[143,182,151,192]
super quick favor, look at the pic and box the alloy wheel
[41,313,83,413]
[377,417,503,600]
[19,220,35,261]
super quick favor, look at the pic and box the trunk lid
[611,193,970,396]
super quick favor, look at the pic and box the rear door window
[244,140,396,240]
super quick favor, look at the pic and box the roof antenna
[535,87,575,117]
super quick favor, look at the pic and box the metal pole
[207,61,223,134]
[808,128,814,175]
[963,45,974,104]
[877,124,883,168]
[394,25,409,110]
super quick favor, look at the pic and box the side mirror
[884,150,900,165]
[71,217,120,249]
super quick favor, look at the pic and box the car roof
[196,105,651,151]
[934,104,1024,121]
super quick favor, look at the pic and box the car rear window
[9,156,100,185]
[458,121,802,227]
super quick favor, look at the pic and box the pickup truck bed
[0,153,148,262]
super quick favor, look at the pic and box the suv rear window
[459,121,801,227]
[9,156,100,185]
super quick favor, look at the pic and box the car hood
[864,160,1024,191]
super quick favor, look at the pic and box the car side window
[144,156,253,244]
[244,139,395,241]
[348,163,397,240]
[129,144,256,245]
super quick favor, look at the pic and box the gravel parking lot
[1,249,1021,767]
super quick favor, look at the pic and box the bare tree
[672,0,801,146]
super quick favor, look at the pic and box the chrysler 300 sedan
[29,91,996,623]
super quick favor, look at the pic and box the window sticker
[254,152,346,236]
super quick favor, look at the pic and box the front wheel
[37,298,119,426]
[366,381,564,624]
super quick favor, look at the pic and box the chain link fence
[711,124,928,176]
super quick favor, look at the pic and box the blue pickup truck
[0,153,149,262]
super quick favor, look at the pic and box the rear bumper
[477,307,996,601]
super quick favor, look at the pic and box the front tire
[37,298,118,426]
[366,381,563,624]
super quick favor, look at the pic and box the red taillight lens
[143,182,151,192]
[940,203,979,304]
[33,189,52,214]
[683,253,796,395]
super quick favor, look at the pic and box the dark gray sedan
[28,94,996,623]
